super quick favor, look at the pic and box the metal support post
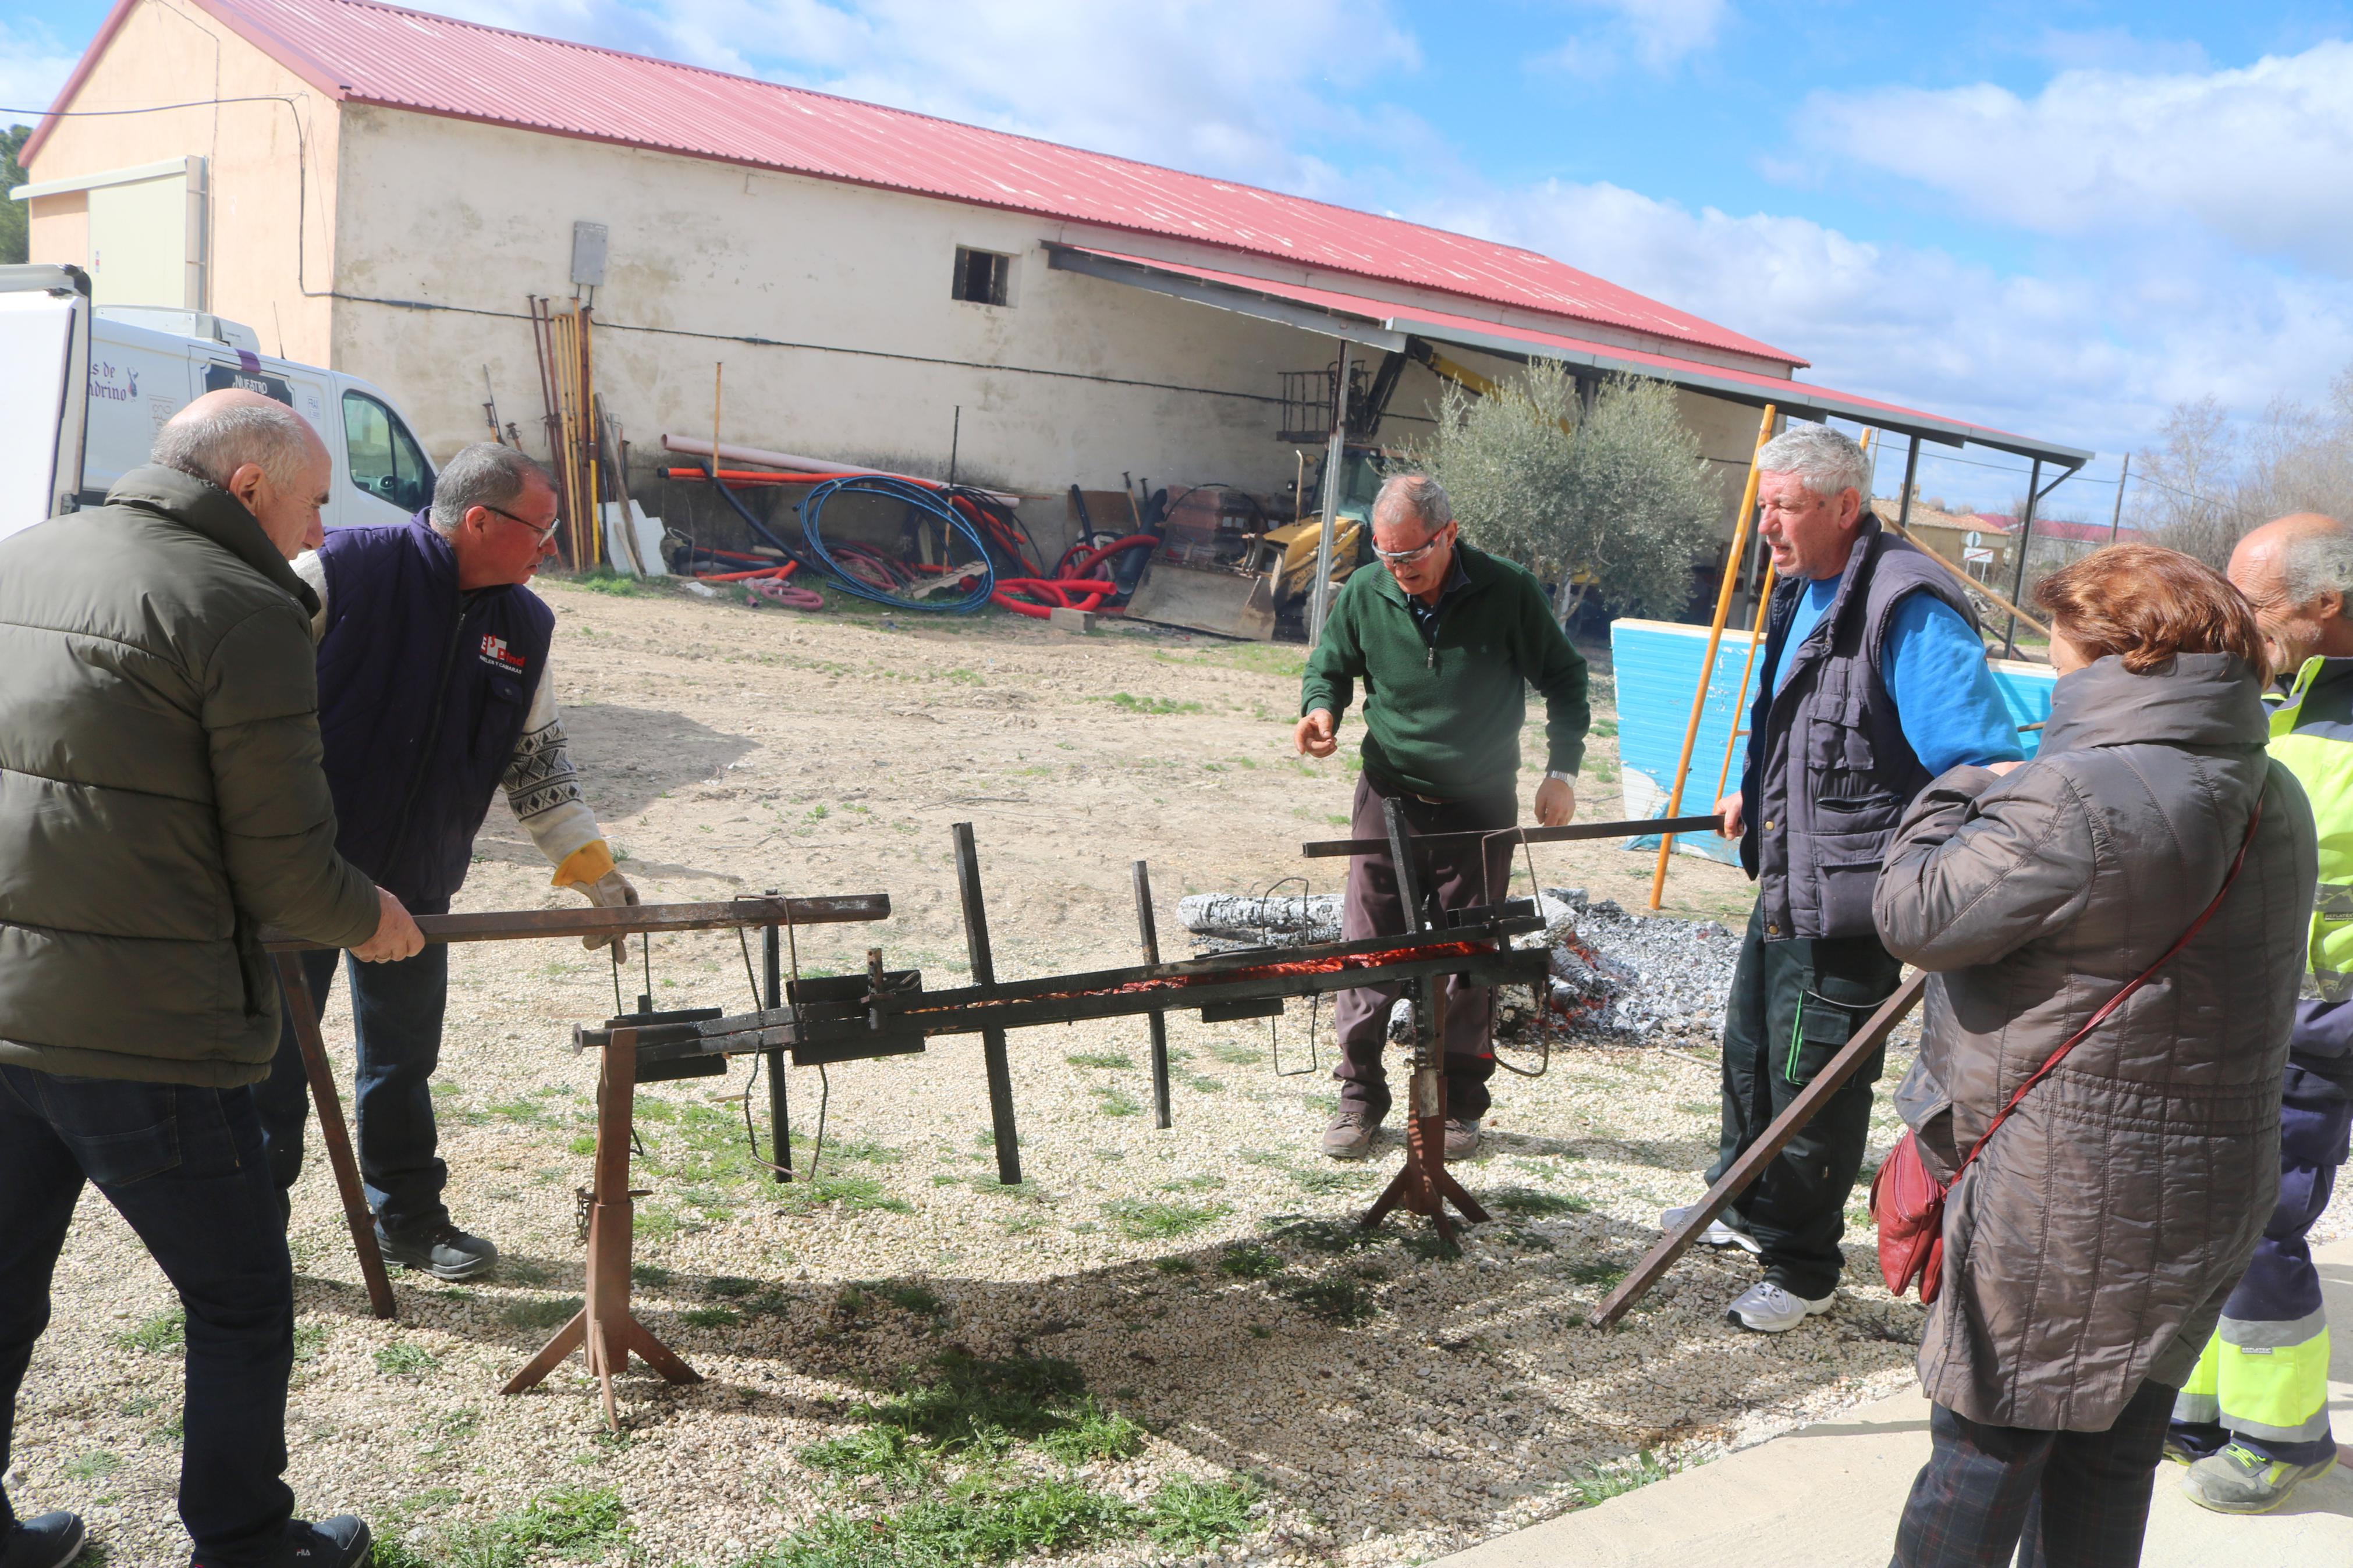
[2004,458,2043,657]
[1133,861,1174,1129]
[503,1025,700,1426]
[2110,453,2130,543]
[953,823,1023,1184]
[763,894,790,1182]
[1358,798,1488,1244]
[1307,340,1352,647]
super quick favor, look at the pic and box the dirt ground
[16,579,1947,1568]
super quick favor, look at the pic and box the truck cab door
[338,386,434,527]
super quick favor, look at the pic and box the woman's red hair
[2032,543,2269,685]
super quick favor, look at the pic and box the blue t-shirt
[1766,577,2023,777]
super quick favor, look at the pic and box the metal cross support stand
[502,1021,700,1428]
[954,822,1023,1185]
[1357,796,1489,1246]
[261,894,889,1322]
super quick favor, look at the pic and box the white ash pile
[1177,886,1740,1044]
[1488,887,1740,1043]
[1176,891,1341,952]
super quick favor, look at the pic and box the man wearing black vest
[1666,425,2024,1332]
[255,443,638,1279]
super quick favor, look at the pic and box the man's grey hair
[1374,472,1453,530]
[2280,520,2353,607]
[151,401,314,492]
[430,442,548,535]
[1756,424,1872,502]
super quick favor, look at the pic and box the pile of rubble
[1174,886,1740,1044]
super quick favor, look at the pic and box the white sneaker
[1660,1203,1763,1255]
[1725,1280,1834,1332]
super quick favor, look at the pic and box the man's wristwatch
[1543,770,1576,785]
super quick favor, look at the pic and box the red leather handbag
[1872,795,2264,1303]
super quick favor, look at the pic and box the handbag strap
[1951,789,2267,1178]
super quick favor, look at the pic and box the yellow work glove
[552,841,637,957]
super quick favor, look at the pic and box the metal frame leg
[1134,860,1173,1129]
[953,823,1022,1185]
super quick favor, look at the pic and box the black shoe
[286,1515,370,1566]
[0,1512,86,1568]
[377,1220,498,1281]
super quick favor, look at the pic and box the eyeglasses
[1372,525,1454,566]
[484,503,561,546]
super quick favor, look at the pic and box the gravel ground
[13,580,2333,1568]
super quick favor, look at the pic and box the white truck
[2,262,436,541]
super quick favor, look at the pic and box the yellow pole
[1648,403,1777,912]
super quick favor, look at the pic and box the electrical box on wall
[570,221,608,287]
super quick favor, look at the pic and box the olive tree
[1412,364,1716,623]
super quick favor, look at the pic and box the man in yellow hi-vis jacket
[2169,512,2353,1511]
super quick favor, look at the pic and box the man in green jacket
[0,389,420,1568]
[1297,472,1590,1160]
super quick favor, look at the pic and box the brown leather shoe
[1443,1117,1482,1158]
[1321,1108,1381,1160]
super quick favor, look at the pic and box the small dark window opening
[952,247,1011,306]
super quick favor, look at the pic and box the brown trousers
[1331,771,1516,1121]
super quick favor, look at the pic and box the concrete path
[1436,1240,2353,1568]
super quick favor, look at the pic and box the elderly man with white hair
[255,441,637,1283]
[1667,423,2025,1332]
[1295,471,1592,1163]
[0,389,417,1568]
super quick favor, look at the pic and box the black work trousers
[1332,771,1516,1122]
[1709,900,1902,1300]
[0,1066,296,1566]
[1891,1379,2175,1568]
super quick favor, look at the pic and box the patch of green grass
[1152,1257,1195,1275]
[1204,1043,1262,1065]
[1566,1258,1628,1289]
[572,568,644,596]
[500,1257,555,1286]
[705,1274,761,1297]
[744,1474,1135,1567]
[782,1174,913,1214]
[1092,1089,1141,1118]
[567,1133,598,1157]
[1488,1186,1593,1218]
[1290,1164,1372,1194]
[61,1451,119,1481]
[118,1310,184,1353]
[1281,1276,1378,1326]
[1102,1199,1227,1241]
[484,1098,555,1126]
[1036,1398,1147,1464]
[630,1263,675,1289]
[682,1307,741,1329]
[1217,1244,1283,1279]
[863,1350,1088,1459]
[1064,1053,1133,1070]
[410,1483,629,1568]
[501,1296,583,1332]
[292,1322,329,1361]
[374,1342,440,1376]
[871,1281,944,1316]
[1103,691,1203,716]
[801,1425,927,1489]
[1186,1075,1225,1093]
[1144,1474,1261,1549]
[1564,1449,1676,1508]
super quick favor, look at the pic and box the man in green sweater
[1297,473,1591,1159]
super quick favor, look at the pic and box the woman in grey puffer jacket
[1872,545,2315,1568]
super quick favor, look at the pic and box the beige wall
[328,106,1432,495]
[22,0,340,361]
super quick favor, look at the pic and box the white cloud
[1798,40,2353,271]
[1543,0,1728,75]
[1424,179,2353,461]
[436,0,1427,198]
[0,20,82,119]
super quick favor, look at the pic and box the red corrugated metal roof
[32,0,1804,368]
[1055,246,2092,465]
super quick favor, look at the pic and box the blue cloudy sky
[7,0,2352,513]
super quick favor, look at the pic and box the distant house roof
[30,0,1805,369]
[1976,513,2142,545]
